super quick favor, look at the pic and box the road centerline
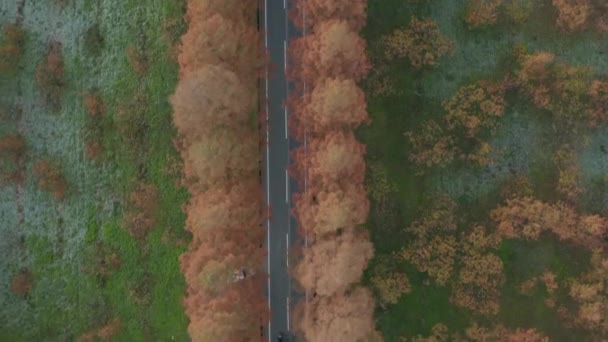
[284,107,288,139]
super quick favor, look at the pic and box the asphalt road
[263,0,300,341]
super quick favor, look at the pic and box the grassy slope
[0,1,189,340]
[361,0,607,340]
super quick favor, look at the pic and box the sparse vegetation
[33,160,68,200]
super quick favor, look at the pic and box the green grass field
[0,1,189,340]
[361,0,608,340]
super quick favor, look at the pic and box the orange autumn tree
[565,249,608,334]
[294,183,369,238]
[290,88,370,239]
[514,51,605,126]
[185,181,263,242]
[178,13,262,80]
[401,196,505,315]
[171,65,254,142]
[185,277,267,342]
[400,195,459,285]
[406,80,505,170]
[291,131,366,186]
[289,19,370,84]
[290,78,368,138]
[186,0,257,22]
[370,255,412,306]
[183,127,260,190]
[465,0,504,28]
[288,3,376,340]
[181,237,263,295]
[488,196,608,335]
[553,145,582,201]
[589,80,608,124]
[294,227,373,296]
[172,0,266,340]
[290,0,367,31]
[405,120,457,169]
[490,197,608,248]
[383,17,453,68]
[444,81,506,138]
[452,236,505,315]
[296,287,380,342]
[552,0,591,32]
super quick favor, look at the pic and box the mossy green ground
[0,1,189,340]
[361,0,607,340]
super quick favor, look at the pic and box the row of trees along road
[287,1,381,340]
[170,0,267,341]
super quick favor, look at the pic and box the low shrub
[123,182,159,240]
[35,41,65,109]
[126,46,148,75]
[96,247,121,278]
[33,160,68,200]
[0,134,26,183]
[0,133,26,161]
[115,92,149,168]
[82,91,105,118]
[81,90,110,161]
[11,270,33,297]
[83,24,104,56]
[0,23,25,72]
